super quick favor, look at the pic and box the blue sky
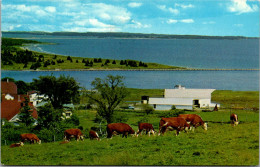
[1,0,259,37]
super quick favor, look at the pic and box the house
[146,85,220,110]
[61,104,74,119]
[1,81,38,125]
[27,90,46,106]
[1,94,38,125]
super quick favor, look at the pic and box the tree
[18,97,35,126]
[86,75,128,123]
[36,102,62,129]
[32,75,80,109]
[15,80,30,94]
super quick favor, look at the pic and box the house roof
[1,81,17,94]
[164,89,215,99]
[1,95,38,121]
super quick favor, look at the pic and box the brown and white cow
[20,133,41,144]
[136,123,155,137]
[107,123,135,138]
[89,130,100,141]
[178,114,207,131]
[10,142,24,148]
[64,128,84,141]
[158,117,190,136]
[230,113,239,126]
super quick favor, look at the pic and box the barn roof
[1,81,17,95]
[164,89,215,99]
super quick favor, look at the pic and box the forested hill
[2,31,258,40]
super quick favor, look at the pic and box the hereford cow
[136,123,155,137]
[89,130,100,141]
[64,128,84,141]
[230,113,239,126]
[20,133,41,144]
[107,123,135,138]
[158,117,190,136]
[10,142,24,148]
[178,114,207,131]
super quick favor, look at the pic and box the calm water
[3,33,259,69]
[1,70,259,91]
[2,33,259,91]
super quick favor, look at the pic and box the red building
[1,80,38,123]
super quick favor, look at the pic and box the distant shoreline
[2,68,259,72]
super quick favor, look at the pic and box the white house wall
[149,98,216,109]
[149,97,194,106]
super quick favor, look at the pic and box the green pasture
[2,109,259,166]
[1,90,259,165]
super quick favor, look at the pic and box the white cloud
[228,0,258,14]
[62,26,121,32]
[128,2,142,8]
[45,6,56,13]
[86,3,132,24]
[127,20,151,28]
[157,5,179,15]
[157,5,166,10]
[89,19,112,28]
[3,24,22,31]
[202,21,216,24]
[175,3,194,9]
[180,19,194,23]
[166,19,194,24]
[3,4,54,17]
[169,8,179,14]
[167,19,178,24]
[234,24,244,27]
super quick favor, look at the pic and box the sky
[1,0,260,37]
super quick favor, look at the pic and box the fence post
[5,140,7,146]
[54,135,55,142]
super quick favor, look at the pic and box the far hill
[2,31,258,40]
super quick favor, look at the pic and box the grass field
[1,90,259,165]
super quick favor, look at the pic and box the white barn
[148,85,219,110]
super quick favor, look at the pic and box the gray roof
[164,89,215,99]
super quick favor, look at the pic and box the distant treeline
[3,31,258,40]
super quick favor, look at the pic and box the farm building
[146,85,219,110]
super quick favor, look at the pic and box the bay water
[1,32,259,91]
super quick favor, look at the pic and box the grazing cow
[107,123,135,138]
[89,130,100,141]
[230,113,239,126]
[10,142,24,148]
[64,128,84,141]
[178,114,207,131]
[158,117,190,136]
[20,133,41,144]
[136,123,155,136]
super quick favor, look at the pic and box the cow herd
[9,113,239,148]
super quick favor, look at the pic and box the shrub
[112,112,129,123]
[171,105,176,110]
[142,104,154,115]
[157,110,185,118]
